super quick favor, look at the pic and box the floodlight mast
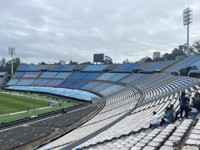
[8,47,15,76]
[183,7,192,57]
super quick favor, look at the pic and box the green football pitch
[0,92,75,123]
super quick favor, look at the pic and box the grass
[0,92,75,123]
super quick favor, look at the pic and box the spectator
[160,107,173,126]
[150,111,160,128]
[169,104,176,122]
[179,91,190,120]
[191,96,200,112]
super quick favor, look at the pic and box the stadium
[0,55,200,150]
[1,1,200,150]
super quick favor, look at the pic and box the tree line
[147,40,200,62]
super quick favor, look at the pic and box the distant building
[123,59,130,64]
[153,52,161,60]
[2,57,6,66]
[0,57,6,67]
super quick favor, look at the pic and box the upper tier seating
[69,73,88,79]
[82,73,101,79]
[51,65,76,71]
[108,73,128,81]
[121,73,150,84]
[145,61,167,71]
[39,72,58,78]
[54,72,71,78]
[167,55,200,72]
[83,65,108,71]
[97,73,116,80]
[17,65,40,71]
[113,63,140,72]
[32,79,50,86]
[14,72,24,78]
[96,73,128,81]
[137,74,169,88]
[22,72,40,78]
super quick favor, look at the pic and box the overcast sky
[0,0,200,64]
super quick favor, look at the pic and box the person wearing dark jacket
[179,91,190,119]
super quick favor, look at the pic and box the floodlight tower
[8,47,15,76]
[183,7,192,57]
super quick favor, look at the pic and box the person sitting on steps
[150,111,160,128]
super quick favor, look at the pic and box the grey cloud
[0,0,199,64]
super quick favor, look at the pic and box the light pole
[34,80,36,113]
[8,47,15,76]
[183,7,192,57]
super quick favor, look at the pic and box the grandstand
[1,56,200,150]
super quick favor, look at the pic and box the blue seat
[153,124,158,128]
[165,121,170,124]
[191,112,198,115]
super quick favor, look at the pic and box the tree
[0,58,21,75]
[38,62,47,65]
[192,40,200,54]
[145,57,153,62]
[69,60,78,65]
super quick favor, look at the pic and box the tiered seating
[161,119,193,148]
[39,88,140,150]
[108,73,128,81]
[22,72,40,78]
[167,55,200,72]
[17,79,35,85]
[0,126,54,150]
[96,73,128,81]
[69,73,88,79]
[31,106,96,127]
[113,63,140,72]
[32,79,50,86]
[145,61,166,71]
[92,83,112,92]
[17,65,40,71]
[99,85,123,96]
[46,79,63,86]
[193,61,200,69]
[7,79,19,85]
[39,72,58,78]
[51,65,76,71]
[185,119,200,147]
[138,74,169,88]
[71,81,89,88]
[54,72,71,78]
[83,65,107,71]
[121,73,150,84]
[97,73,116,80]
[75,95,175,149]
[142,76,195,100]
[82,73,101,79]
[14,72,24,78]
[81,82,101,90]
